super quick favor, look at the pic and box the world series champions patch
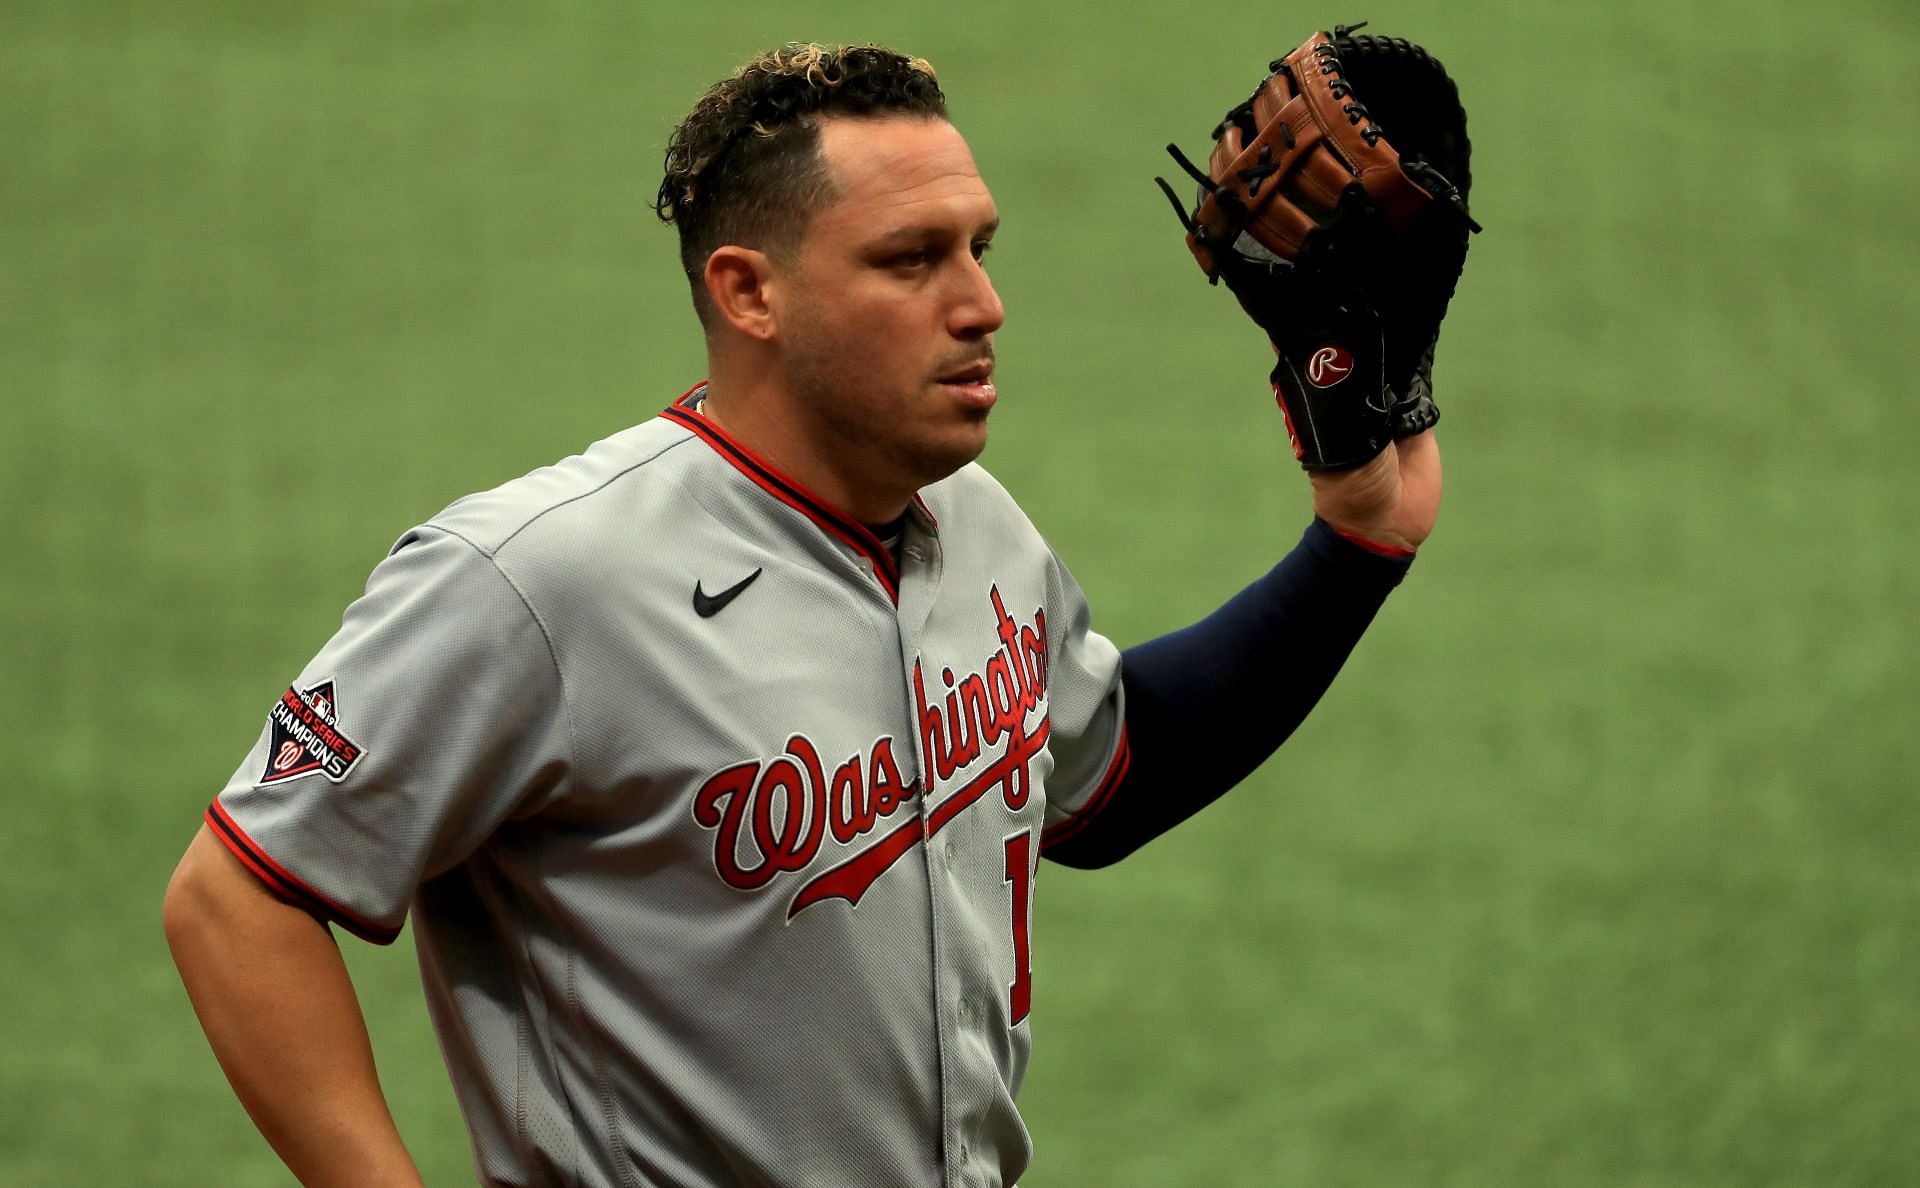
[258,680,365,785]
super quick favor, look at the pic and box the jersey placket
[891,515,969,1182]
[894,515,1002,1188]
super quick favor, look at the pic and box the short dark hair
[654,43,948,325]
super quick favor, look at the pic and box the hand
[1308,429,1441,553]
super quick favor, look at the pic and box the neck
[700,361,913,525]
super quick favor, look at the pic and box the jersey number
[1002,830,1034,1025]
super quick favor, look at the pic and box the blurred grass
[2,0,1915,1184]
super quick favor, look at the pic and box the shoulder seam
[452,429,695,558]
[424,525,584,795]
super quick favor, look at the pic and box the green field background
[3,1,1915,1184]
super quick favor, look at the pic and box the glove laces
[1311,33,1385,147]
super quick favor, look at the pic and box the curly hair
[656,43,947,325]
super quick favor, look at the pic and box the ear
[704,246,781,340]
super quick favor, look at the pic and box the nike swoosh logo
[693,568,762,618]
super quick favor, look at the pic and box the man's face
[772,115,1004,501]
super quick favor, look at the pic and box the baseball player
[164,41,1445,1188]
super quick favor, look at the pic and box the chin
[901,425,989,488]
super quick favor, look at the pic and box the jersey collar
[661,384,904,603]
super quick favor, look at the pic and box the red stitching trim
[1040,723,1132,849]
[659,400,902,602]
[1328,525,1417,559]
[204,801,400,944]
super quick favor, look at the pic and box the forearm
[1046,517,1412,868]
[163,826,423,1187]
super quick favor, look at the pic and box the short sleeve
[208,527,572,943]
[1035,546,1131,851]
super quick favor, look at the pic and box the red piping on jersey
[204,800,401,945]
[661,389,902,603]
[911,493,939,528]
[1039,723,1131,851]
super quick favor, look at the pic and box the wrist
[1307,447,1410,547]
[1321,520,1417,558]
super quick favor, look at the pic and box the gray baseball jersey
[209,386,1131,1188]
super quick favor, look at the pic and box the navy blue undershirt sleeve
[1043,517,1414,869]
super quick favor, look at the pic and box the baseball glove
[1157,22,1480,470]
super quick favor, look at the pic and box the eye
[889,249,934,270]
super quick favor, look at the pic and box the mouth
[935,357,997,409]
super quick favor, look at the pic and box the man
[164,43,1438,1188]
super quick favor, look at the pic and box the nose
[949,255,1005,339]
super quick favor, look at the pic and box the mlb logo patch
[258,680,365,786]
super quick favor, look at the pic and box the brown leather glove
[1159,23,1481,470]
